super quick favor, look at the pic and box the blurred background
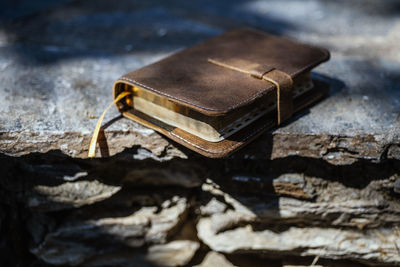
[2,0,400,60]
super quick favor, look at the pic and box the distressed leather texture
[207,58,293,124]
[113,27,330,158]
[117,27,329,115]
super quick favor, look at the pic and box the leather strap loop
[262,69,293,125]
[208,58,293,125]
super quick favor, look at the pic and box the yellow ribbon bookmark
[88,91,131,158]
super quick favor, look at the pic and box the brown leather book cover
[110,28,330,158]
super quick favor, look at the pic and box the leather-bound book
[91,28,330,158]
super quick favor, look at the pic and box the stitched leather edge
[119,44,328,114]
[120,29,329,114]
[118,80,329,157]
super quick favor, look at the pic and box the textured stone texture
[194,252,236,267]
[30,190,191,265]
[198,222,400,264]
[29,180,121,211]
[146,240,200,267]
[0,0,400,163]
[197,179,400,265]
[1,1,400,267]
[2,153,400,266]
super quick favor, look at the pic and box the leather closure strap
[208,58,293,125]
[262,69,293,125]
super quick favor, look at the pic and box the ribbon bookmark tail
[88,91,131,158]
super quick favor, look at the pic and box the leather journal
[88,28,330,158]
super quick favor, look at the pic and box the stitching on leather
[119,47,326,113]
[119,77,273,113]
[249,27,330,76]
[117,31,329,113]
[170,121,273,154]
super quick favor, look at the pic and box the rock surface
[194,252,236,267]
[197,179,400,265]
[146,240,200,267]
[29,180,121,211]
[30,190,190,265]
[1,1,400,267]
[0,0,400,164]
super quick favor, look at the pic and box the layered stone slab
[1,0,399,164]
[1,1,400,266]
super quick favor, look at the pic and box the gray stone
[197,218,400,265]
[81,240,199,267]
[31,192,189,266]
[201,174,400,229]
[122,163,203,188]
[146,240,200,267]
[197,178,400,265]
[200,197,228,216]
[193,251,236,267]
[28,180,121,211]
[230,173,315,200]
[0,0,399,164]
[395,178,400,194]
